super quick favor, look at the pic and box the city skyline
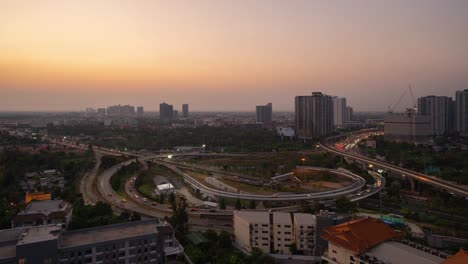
[1,0,468,112]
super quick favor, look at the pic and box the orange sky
[1,0,467,111]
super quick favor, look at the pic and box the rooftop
[321,217,401,254]
[367,241,444,264]
[18,200,70,215]
[18,226,61,245]
[0,228,23,244]
[444,249,468,264]
[234,211,269,224]
[294,213,317,226]
[60,220,159,248]
[273,212,292,225]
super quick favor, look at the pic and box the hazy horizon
[1,0,467,112]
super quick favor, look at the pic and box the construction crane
[387,84,416,113]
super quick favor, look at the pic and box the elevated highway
[320,135,468,197]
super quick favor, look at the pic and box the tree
[169,198,189,242]
[220,198,226,210]
[335,197,356,214]
[131,212,141,221]
[235,198,242,210]
[218,231,232,249]
[169,192,176,206]
[249,200,256,209]
[288,243,299,255]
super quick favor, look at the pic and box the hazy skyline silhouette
[1,0,467,112]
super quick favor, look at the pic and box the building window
[332,250,337,254]
[19,258,27,264]
[44,257,52,264]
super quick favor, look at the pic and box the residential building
[384,109,432,144]
[137,106,144,117]
[233,211,319,255]
[443,249,468,264]
[346,107,354,123]
[293,213,316,255]
[418,96,454,135]
[159,103,174,122]
[97,108,106,116]
[182,104,189,118]
[12,200,72,228]
[0,220,183,264]
[107,105,135,116]
[456,89,468,135]
[321,217,446,264]
[295,92,334,139]
[256,103,273,124]
[233,211,270,253]
[333,97,347,128]
[272,213,293,254]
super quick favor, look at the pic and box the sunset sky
[1,0,467,112]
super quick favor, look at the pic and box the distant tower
[456,90,468,135]
[159,102,174,122]
[418,96,454,135]
[256,103,272,124]
[295,92,334,139]
[332,97,347,128]
[182,104,189,118]
[136,106,144,117]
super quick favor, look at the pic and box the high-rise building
[97,108,106,116]
[332,97,347,128]
[107,105,135,116]
[456,89,468,135]
[159,102,174,122]
[384,109,432,144]
[417,96,454,135]
[295,92,334,139]
[136,106,144,117]
[346,107,354,122]
[256,103,273,124]
[182,104,189,118]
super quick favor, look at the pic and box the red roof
[321,217,401,254]
[443,249,468,264]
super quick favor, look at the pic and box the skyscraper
[346,106,354,122]
[136,106,144,117]
[182,104,189,118]
[159,102,174,122]
[295,92,334,139]
[456,90,468,135]
[332,97,347,128]
[256,103,273,124]
[417,96,454,135]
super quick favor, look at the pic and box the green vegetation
[110,161,141,197]
[360,135,468,184]
[0,131,39,146]
[48,125,309,153]
[68,195,140,230]
[168,198,189,243]
[335,197,357,214]
[0,147,94,228]
[185,230,274,264]
[134,164,179,201]
[100,155,129,171]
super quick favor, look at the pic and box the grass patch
[219,178,276,195]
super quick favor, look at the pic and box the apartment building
[233,211,270,253]
[233,211,318,255]
[12,200,72,228]
[293,213,316,255]
[0,219,183,264]
[321,217,446,264]
[272,213,293,254]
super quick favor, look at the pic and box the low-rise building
[384,109,432,144]
[0,219,182,264]
[321,217,446,264]
[293,213,316,255]
[12,200,72,228]
[233,211,319,256]
[233,211,270,253]
[272,213,293,254]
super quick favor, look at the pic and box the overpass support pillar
[410,178,416,192]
